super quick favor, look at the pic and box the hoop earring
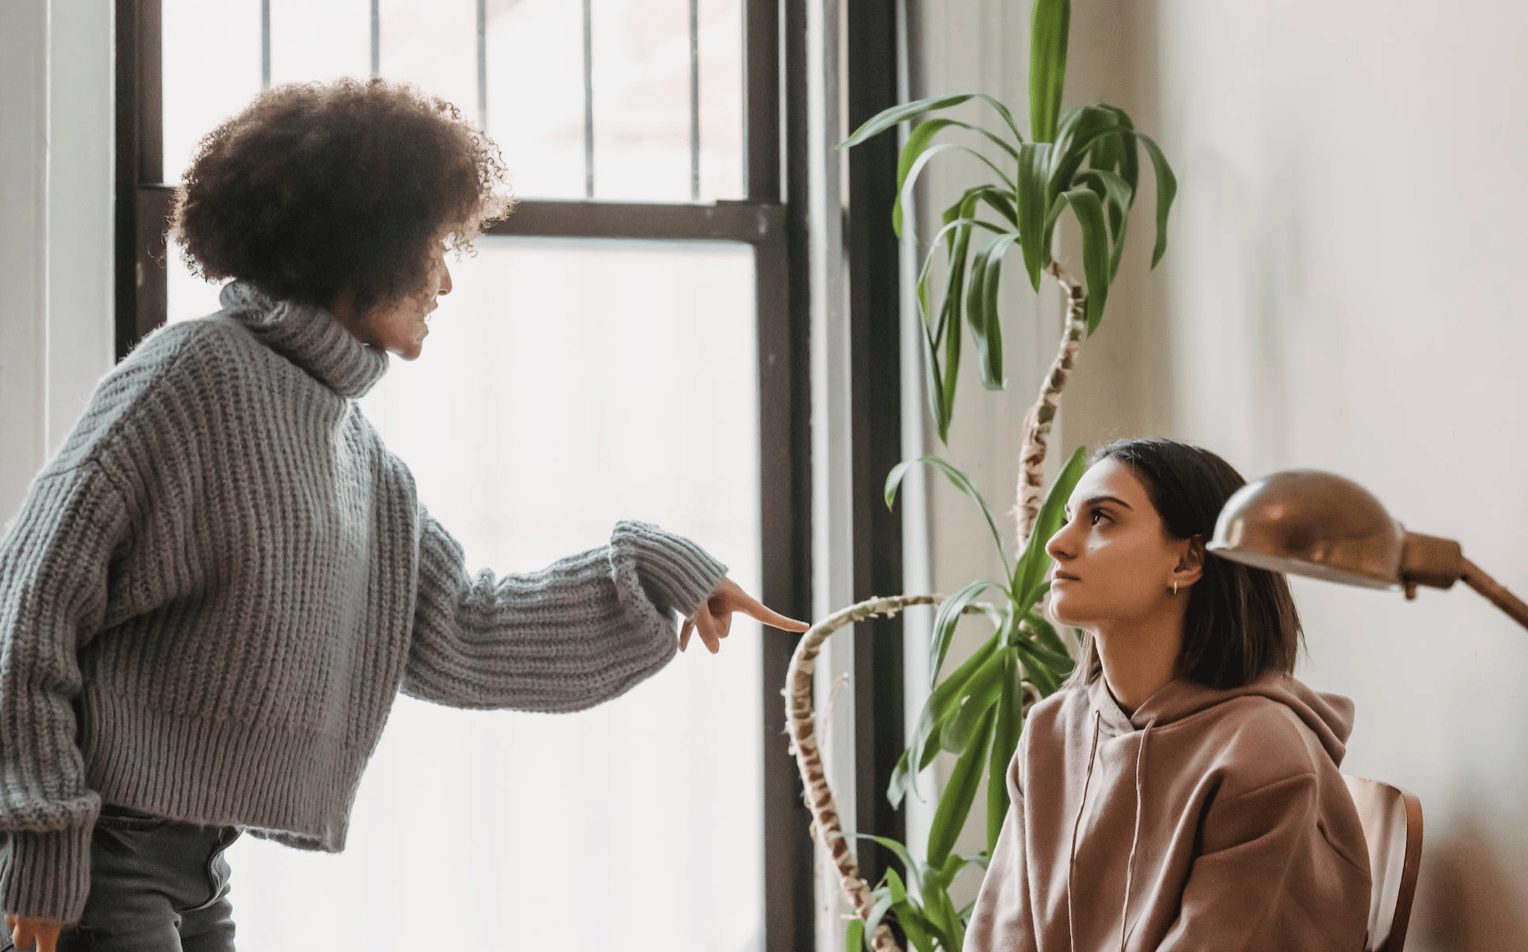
[1172,580,1179,596]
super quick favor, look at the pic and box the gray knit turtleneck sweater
[0,282,728,924]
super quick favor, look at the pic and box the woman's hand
[679,576,810,653]
[6,914,61,952]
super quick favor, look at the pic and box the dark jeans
[3,806,241,952]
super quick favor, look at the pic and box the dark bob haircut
[170,78,514,317]
[1073,437,1304,689]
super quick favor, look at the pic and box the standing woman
[966,438,1370,952]
[0,79,806,952]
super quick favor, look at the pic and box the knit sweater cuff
[612,521,728,619]
[2,826,93,924]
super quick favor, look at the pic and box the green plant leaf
[929,194,988,442]
[1138,132,1178,268]
[929,579,1005,688]
[1012,635,1067,695]
[971,186,1019,228]
[844,917,865,952]
[840,93,984,148]
[921,878,968,951]
[939,648,1008,753]
[920,199,975,432]
[985,651,1023,853]
[915,212,1006,342]
[966,233,1020,389]
[936,850,981,888]
[937,299,961,442]
[845,832,923,894]
[1087,127,1123,186]
[1016,143,1053,290]
[1056,186,1111,333]
[1012,445,1089,608]
[894,121,958,238]
[883,873,939,952]
[969,94,1028,147]
[1075,165,1136,227]
[1073,168,1132,264]
[1106,203,1131,283]
[919,327,951,445]
[1097,104,1140,196]
[1090,106,1139,243]
[1028,0,1071,142]
[1049,105,1125,197]
[1023,610,1073,659]
[891,634,1002,807]
[840,90,1030,148]
[863,892,896,943]
[1012,617,1074,670]
[927,705,994,867]
[884,455,1012,581]
[894,141,1014,238]
[922,214,1009,268]
[963,233,989,386]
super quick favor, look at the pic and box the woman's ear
[1175,534,1207,587]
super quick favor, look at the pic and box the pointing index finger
[746,602,810,633]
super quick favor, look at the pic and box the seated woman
[966,437,1370,952]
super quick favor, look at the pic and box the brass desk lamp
[1208,470,1528,630]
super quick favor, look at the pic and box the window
[117,0,813,947]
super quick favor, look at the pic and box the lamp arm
[1459,557,1528,630]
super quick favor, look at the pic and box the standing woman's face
[1043,459,1191,631]
[339,239,454,360]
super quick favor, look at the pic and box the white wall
[0,0,116,521]
[914,2,1528,949]
[1088,6,1528,950]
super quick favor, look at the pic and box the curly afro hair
[170,78,514,316]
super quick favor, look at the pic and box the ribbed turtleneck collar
[218,281,389,399]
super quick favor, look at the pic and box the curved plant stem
[1013,262,1088,548]
[791,266,1090,951]
[785,594,993,952]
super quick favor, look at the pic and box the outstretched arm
[403,515,743,712]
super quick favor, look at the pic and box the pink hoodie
[964,672,1370,952]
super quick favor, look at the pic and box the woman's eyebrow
[1080,494,1133,511]
[1064,494,1134,517]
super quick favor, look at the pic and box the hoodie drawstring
[1119,718,1155,952]
[1066,710,1103,952]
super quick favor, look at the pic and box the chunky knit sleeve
[402,513,728,712]
[0,461,128,923]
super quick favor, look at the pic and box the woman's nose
[438,263,453,296]
[1044,523,1073,563]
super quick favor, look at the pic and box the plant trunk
[1013,263,1088,551]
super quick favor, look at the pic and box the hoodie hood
[1087,671,1354,768]
[964,671,1371,952]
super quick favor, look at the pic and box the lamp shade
[1207,470,1406,589]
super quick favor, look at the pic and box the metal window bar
[260,0,271,89]
[476,0,488,130]
[581,0,595,198]
[689,0,701,200]
[370,0,380,76]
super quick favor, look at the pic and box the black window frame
[114,1,824,947]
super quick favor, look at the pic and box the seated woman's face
[342,241,454,361]
[1043,458,1184,630]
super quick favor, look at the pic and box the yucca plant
[781,2,1179,950]
[841,0,1176,452]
